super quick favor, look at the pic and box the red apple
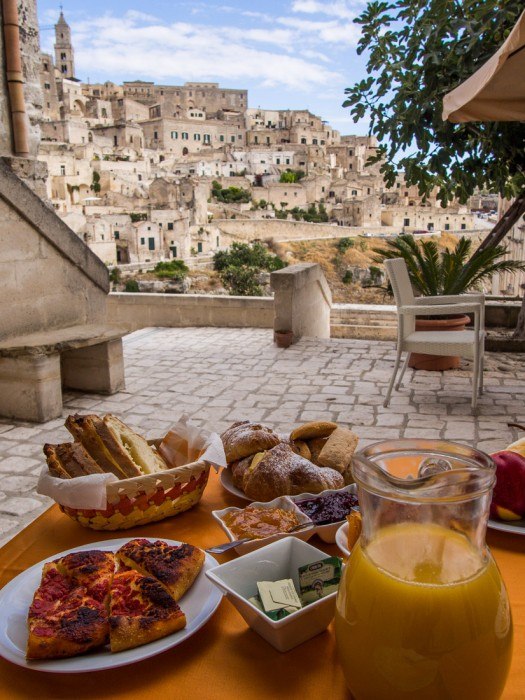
[490,451,525,520]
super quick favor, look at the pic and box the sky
[37,0,371,136]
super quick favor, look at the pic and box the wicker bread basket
[59,440,210,531]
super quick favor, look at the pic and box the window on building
[197,242,203,253]
[114,135,118,146]
[61,52,66,60]
[461,223,466,230]
[253,136,257,144]
[313,139,318,145]
[276,158,280,165]
[138,174,142,181]
[44,82,50,90]
[43,62,48,71]
[148,237,155,250]
[285,158,290,165]
[320,140,325,145]
[444,223,450,231]
[194,133,201,141]
[203,134,210,143]
[114,231,120,240]
[61,65,67,73]
[171,131,178,139]
[154,131,158,139]
[404,218,410,226]
[216,236,219,247]
[238,135,242,140]
[167,222,174,231]
[101,108,107,118]
[140,237,145,245]
[322,187,325,193]
[231,136,236,142]
[352,189,357,196]
[170,246,177,258]
[182,132,189,140]
[60,165,66,176]
[301,138,307,144]
[348,149,354,156]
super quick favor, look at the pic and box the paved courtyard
[1,326,524,546]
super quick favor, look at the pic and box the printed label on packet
[299,557,342,605]
[257,579,302,613]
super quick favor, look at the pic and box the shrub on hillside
[124,279,139,292]
[153,260,189,280]
[213,242,286,296]
[336,237,355,253]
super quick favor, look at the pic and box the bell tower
[54,9,75,79]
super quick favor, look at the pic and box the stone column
[271,263,332,344]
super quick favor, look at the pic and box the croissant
[221,421,280,463]
[243,443,344,501]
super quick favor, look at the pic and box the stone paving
[1,327,524,546]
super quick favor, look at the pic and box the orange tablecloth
[0,470,523,699]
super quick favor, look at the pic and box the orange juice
[335,523,513,700]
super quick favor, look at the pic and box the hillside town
[37,11,504,286]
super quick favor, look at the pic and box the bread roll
[44,442,105,479]
[317,427,359,474]
[290,421,338,442]
[221,421,280,463]
[230,454,265,491]
[243,444,344,501]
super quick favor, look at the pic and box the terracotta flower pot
[408,315,470,371]
[274,330,294,348]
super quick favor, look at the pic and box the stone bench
[0,325,127,423]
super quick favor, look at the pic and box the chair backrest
[384,258,415,309]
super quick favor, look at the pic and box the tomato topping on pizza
[116,539,205,601]
[109,570,186,653]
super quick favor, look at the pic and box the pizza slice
[27,563,108,660]
[109,570,186,653]
[116,539,205,601]
[53,550,115,606]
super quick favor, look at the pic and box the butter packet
[257,578,302,613]
[248,594,296,621]
[299,557,342,605]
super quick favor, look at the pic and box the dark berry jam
[295,491,359,525]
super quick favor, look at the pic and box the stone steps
[330,303,397,339]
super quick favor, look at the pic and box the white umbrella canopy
[443,10,525,122]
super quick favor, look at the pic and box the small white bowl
[205,536,338,652]
[335,522,351,558]
[291,484,358,543]
[212,496,314,555]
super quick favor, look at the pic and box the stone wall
[0,161,109,340]
[214,218,397,243]
[107,293,274,331]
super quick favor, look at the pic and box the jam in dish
[295,491,358,525]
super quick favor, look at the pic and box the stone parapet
[107,293,274,331]
[271,263,332,343]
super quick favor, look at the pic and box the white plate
[220,467,252,501]
[488,517,525,535]
[0,538,222,673]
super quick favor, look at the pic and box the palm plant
[374,234,525,296]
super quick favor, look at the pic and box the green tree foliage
[213,242,286,296]
[344,1,525,205]
[124,279,139,292]
[211,180,251,203]
[289,203,329,223]
[342,270,354,284]
[90,171,101,194]
[374,234,525,295]
[279,169,306,184]
[336,237,355,253]
[153,260,189,280]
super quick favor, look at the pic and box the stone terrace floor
[1,327,524,546]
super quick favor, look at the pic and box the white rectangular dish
[205,537,337,652]
[212,496,315,554]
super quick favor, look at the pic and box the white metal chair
[383,258,485,409]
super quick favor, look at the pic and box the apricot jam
[223,506,300,540]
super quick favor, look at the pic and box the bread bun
[243,443,344,501]
[307,436,329,464]
[290,421,338,442]
[317,427,359,474]
[221,421,280,463]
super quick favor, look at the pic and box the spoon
[206,522,314,554]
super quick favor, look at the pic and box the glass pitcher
[335,439,513,700]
